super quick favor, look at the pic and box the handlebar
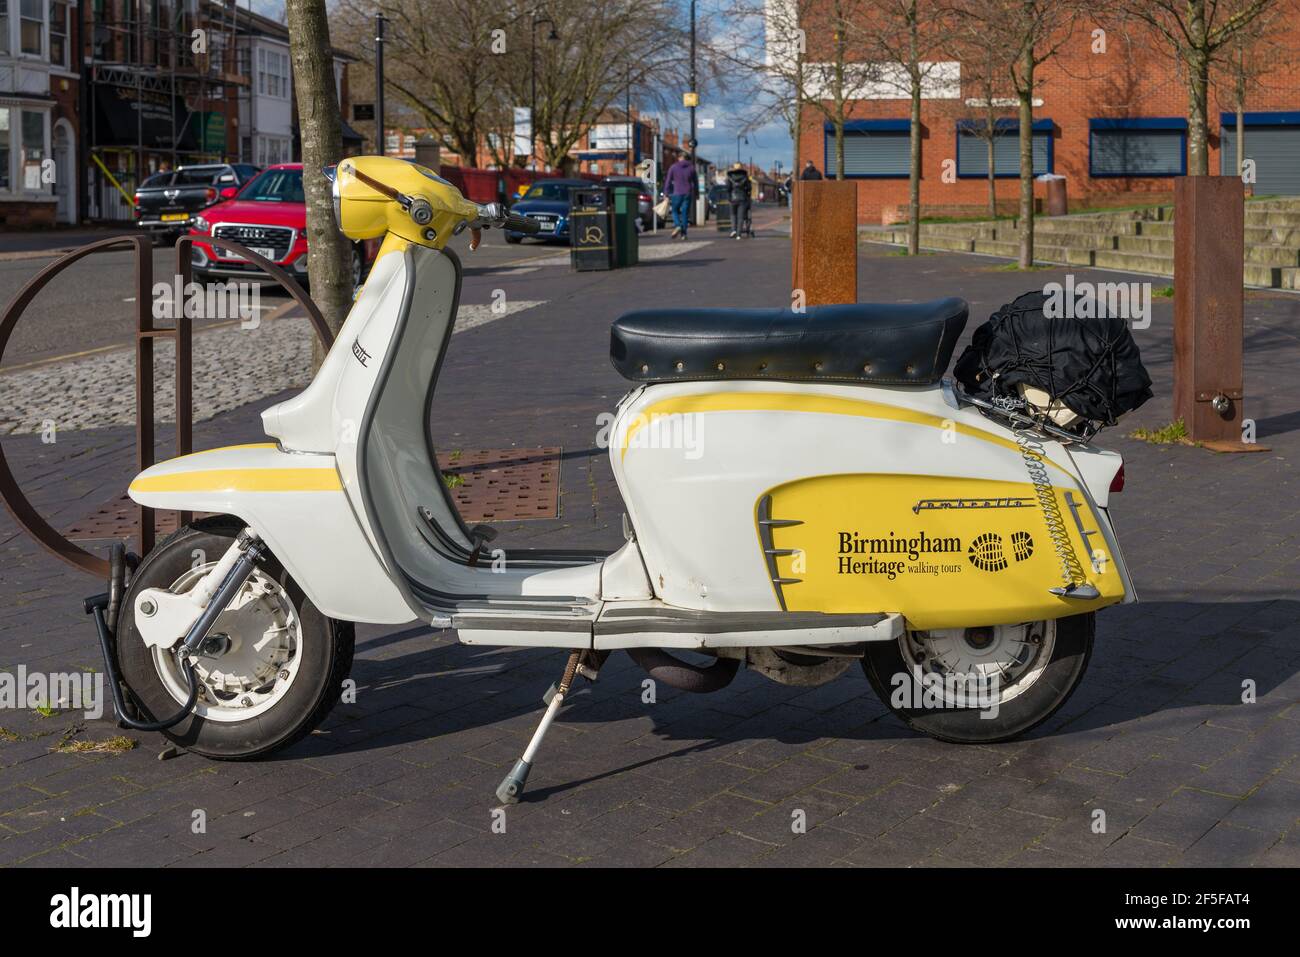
[504,212,541,235]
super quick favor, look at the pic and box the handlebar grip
[505,213,542,235]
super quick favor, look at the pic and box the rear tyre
[861,614,1093,744]
[505,234,523,244]
[116,517,355,759]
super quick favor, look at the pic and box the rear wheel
[505,234,523,244]
[861,614,1093,743]
[116,518,354,759]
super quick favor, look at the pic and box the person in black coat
[725,163,753,238]
[799,160,824,180]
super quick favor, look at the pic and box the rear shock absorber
[1015,429,1098,599]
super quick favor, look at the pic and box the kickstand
[495,649,604,805]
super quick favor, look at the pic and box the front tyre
[861,614,1093,744]
[116,518,355,759]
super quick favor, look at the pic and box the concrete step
[1245,262,1283,287]
[1244,211,1300,228]
[994,227,1115,249]
[1116,234,1300,266]
[1091,249,1174,278]
[1032,217,1142,236]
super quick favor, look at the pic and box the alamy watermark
[0,667,104,720]
[1042,275,1151,330]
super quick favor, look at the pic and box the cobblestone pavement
[0,211,1297,867]
[0,301,545,434]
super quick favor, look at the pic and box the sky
[241,0,794,174]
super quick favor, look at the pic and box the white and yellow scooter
[89,156,1135,804]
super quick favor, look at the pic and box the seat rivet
[675,361,684,371]
[864,362,872,372]
[814,361,823,371]
[640,364,649,373]
[906,364,915,374]
[716,362,725,371]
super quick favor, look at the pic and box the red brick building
[781,4,1300,224]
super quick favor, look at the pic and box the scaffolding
[85,0,251,221]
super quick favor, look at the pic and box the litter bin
[610,183,640,267]
[570,185,614,271]
[715,193,732,232]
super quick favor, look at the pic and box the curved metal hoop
[0,234,336,577]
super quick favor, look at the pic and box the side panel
[609,381,1129,628]
[128,445,415,624]
[764,473,1125,629]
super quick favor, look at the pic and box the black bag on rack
[952,290,1153,429]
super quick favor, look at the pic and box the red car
[188,163,370,288]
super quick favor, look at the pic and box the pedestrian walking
[799,159,823,181]
[725,162,753,239]
[663,155,698,239]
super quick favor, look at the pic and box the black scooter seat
[609,298,969,386]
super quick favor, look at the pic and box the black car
[602,176,656,229]
[133,163,261,243]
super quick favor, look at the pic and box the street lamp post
[689,0,697,162]
[375,12,386,156]
[530,15,557,171]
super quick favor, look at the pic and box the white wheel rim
[151,563,303,723]
[900,619,1056,706]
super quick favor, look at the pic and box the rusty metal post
[135,241,156,557]
[1173,176,1257,451]
[791,180,858,307]
[175,244,194,529]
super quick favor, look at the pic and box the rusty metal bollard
[791,180,859,307]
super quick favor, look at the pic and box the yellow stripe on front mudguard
[129,467,343,495]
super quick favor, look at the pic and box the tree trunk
[1186,50,1210,176]
[835,122,845,181]
[1017,50,1034,270]
[908,78,921,254]
[1184,0,1209,176]
[1236,108,1244,178]
[286,0,353,366]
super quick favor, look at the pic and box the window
[1089,119,1186,177]
[956,119,1053,177]
[824,121,911,178]
[19,0,43,56]
[21,109,45,189]
[49,1,68,68]
[256,135,290,166]
[257,48,290,99]
[0,0,9,56]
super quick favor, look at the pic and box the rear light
[639,193,651,202]
[205,187,217,202]
[1109,464,1125,493]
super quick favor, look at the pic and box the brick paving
[0,212,1297,867]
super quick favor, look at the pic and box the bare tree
[862,0,961,252]
[286,0,353,342]
[1115,0,1283,176]
[334,0,503,165]
[958,0,1081,268]
[1213,4,1291,179]
[951,22,1018,218]
[759,0,882,180]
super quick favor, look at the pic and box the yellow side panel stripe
[621,392,1066,473]
[130,468,343,494]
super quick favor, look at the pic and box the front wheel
[861,614,1093,743]
[116,518,355,759]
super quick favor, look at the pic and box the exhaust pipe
[626,648,739,694]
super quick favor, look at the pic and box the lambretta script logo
[50,887,151,937]
[838,530,964,580]
[352,338,371,367]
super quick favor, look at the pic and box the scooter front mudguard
[127,443,415,624]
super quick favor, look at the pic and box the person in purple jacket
[662,156,698,239]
